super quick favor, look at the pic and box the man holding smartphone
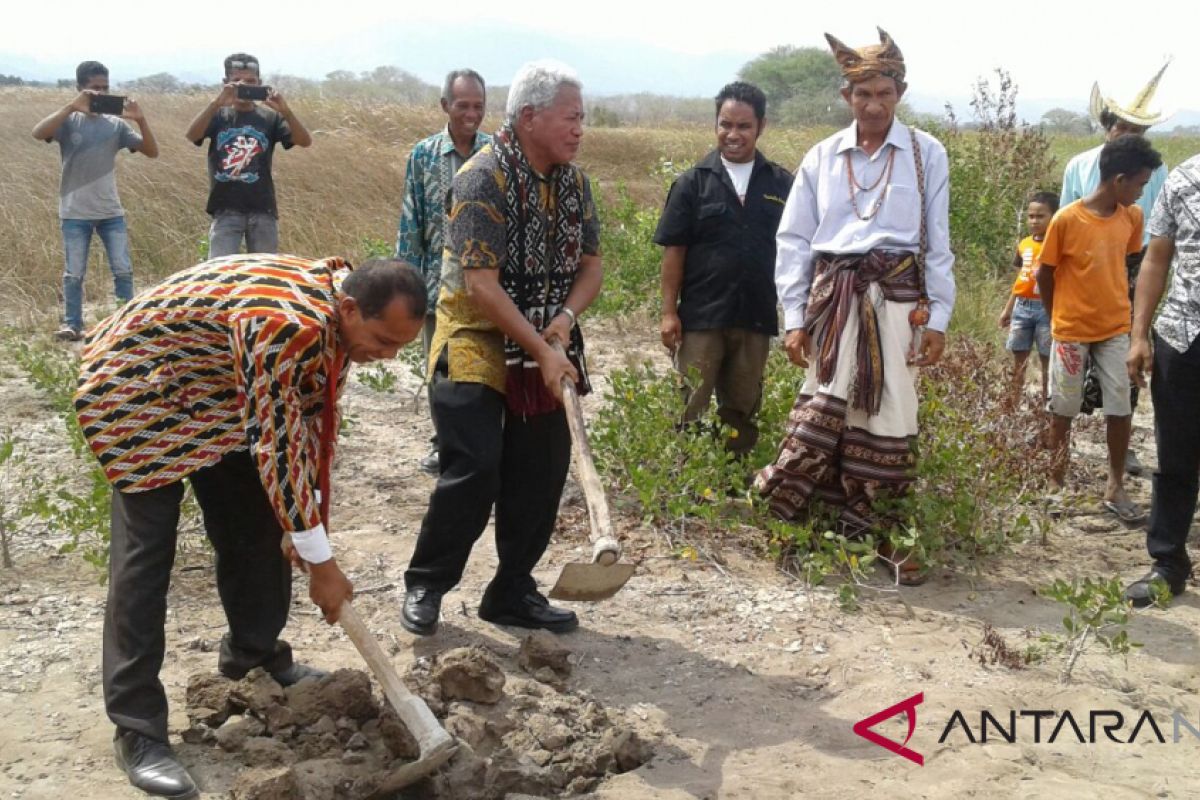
[32,60,159,341]
[185,52,312,258]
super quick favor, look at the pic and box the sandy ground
[1,320,1198,799]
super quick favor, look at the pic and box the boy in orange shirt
[1037,134,1162,522]
[999,191,1059,409]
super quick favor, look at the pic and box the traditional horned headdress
[1089,60,1172,128]
[825,27,906,85]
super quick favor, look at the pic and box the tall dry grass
[0,88,831,322]
[5,86,1198,330]
[1,89,453,316]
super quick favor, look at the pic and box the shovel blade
[373,744,457,796]
[548,562,635,601]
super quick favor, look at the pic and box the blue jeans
[1005,297,1051,357]
[62,217,134,331]
[208,211,279,258]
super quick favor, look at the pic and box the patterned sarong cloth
[756,250,921,532]
[492,125,590,415]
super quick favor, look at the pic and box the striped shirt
[74,254,349,535]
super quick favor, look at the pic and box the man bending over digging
[75,255,425,798]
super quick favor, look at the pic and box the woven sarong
[756,250,921,532]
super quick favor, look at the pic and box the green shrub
[593,182,665,317]
[938,70,1057,282]
[591,339,1048,591]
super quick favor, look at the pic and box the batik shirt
[74,255,349,535]
[395,126,491,309]
[427,143,600,393]
[1149,154,1200,353]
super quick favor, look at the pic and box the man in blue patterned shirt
[396,68,491,474]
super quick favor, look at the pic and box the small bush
[591,339,1049,590]
[592,182,666,318]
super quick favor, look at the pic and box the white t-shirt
[721,156,754,204]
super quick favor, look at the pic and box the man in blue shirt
[1059,62,1171,475]
[396,68,491,475]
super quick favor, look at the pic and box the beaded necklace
[844,146,896,221]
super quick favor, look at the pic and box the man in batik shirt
[75,255,425,799]
[400,61,602,637]
[755,29,955,585]
[1125,152,1200,608]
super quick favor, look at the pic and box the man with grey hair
[396,68,490,475]
[401,60,602,636]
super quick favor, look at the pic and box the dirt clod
[216,715,266,752]
[285,669,378,725]
[518,632,572,683]
[230,766,299,800]
[434,646,506,704]
[232,667,286,716]
[185,674,237,726]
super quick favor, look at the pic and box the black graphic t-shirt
[197,106,293,217]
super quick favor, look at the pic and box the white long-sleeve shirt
[775,120,956,332]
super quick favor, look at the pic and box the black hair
[442,69,486,103]
[1098,134,1163,182]
[715,81,767,122]
[342,259,427,319]
[223,52,260,78]
[75,61,108,88]
[1028,191,1060,214]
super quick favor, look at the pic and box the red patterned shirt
[74,254,349,534]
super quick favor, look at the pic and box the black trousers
[1146,332,1200,580]
[104,450,293,743]
[404,353,571,603]
[1128,250,1145,411]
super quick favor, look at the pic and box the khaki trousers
[676,328,770,456]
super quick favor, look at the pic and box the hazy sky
[3,0,1192,116]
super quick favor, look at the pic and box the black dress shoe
[478,591,578,633]
[418,449,440,476]
[271,662,327,687]
[114,730,198,799]
[1125,567,1188,609]
[401,586,443,636]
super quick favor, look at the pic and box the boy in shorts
[999,191,1058,410]
[1037,134,1162,523]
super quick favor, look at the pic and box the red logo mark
[853,692,925,765]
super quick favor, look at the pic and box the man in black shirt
[654,81,793,455]
[185,52,312,257]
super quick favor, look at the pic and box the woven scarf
[492,124,590,415]
[804,251,920,415]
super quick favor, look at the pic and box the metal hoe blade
[549,342,635,602]
[549,562,636,601]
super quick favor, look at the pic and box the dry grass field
[0,88,832,323]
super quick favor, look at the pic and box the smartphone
[89,94,126,115]
[236,84,270,101]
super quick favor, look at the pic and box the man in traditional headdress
[1061,62,1172,474]
[400,60,602,636]
[755,28,955,585]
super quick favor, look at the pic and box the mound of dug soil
[183,642,652,799]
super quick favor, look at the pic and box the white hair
[505,60,582,124]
